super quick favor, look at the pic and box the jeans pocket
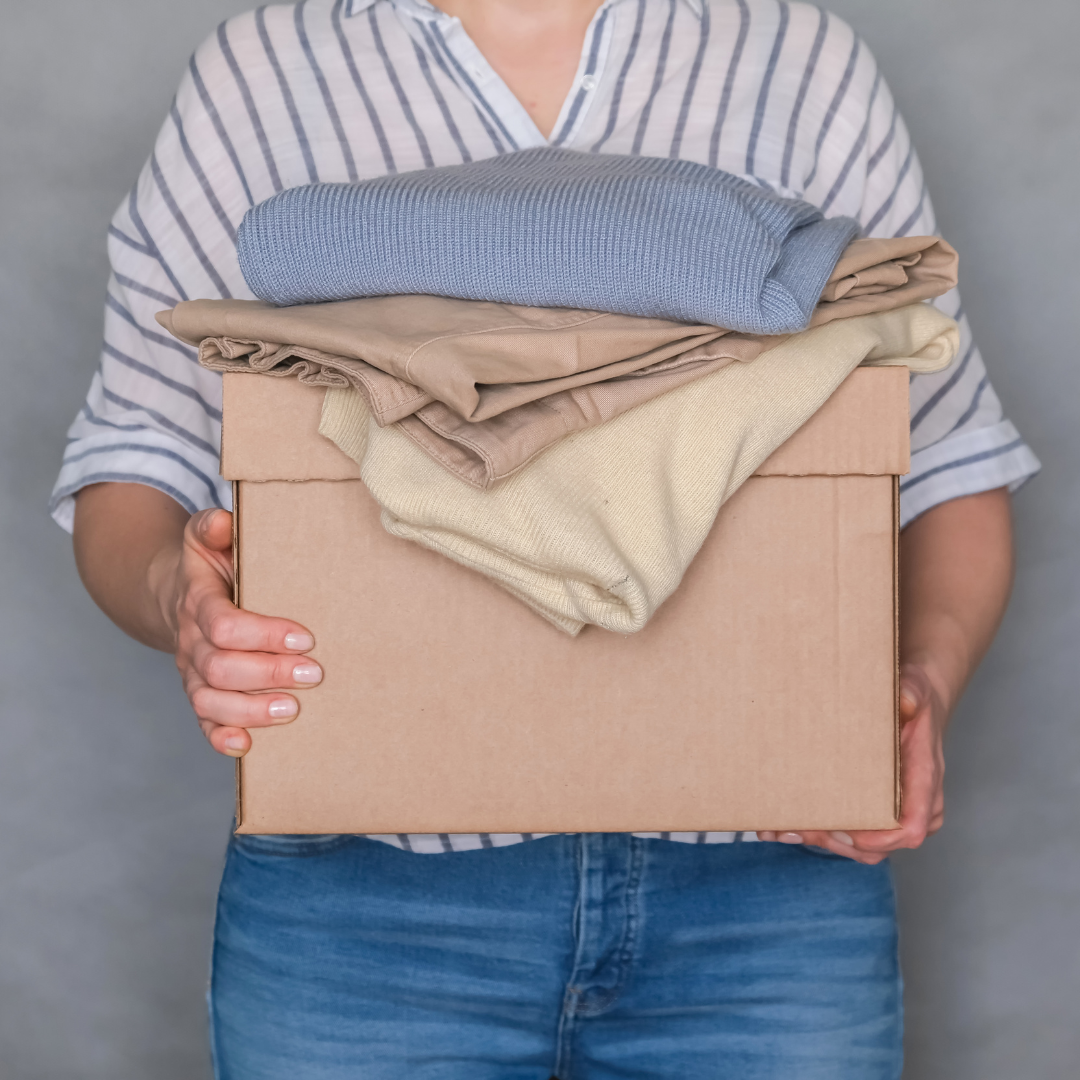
[231,833,358,858]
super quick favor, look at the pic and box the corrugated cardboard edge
[893,475,902,823]
[232,479,244,831]
[221,368,911,482]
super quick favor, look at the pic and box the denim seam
[553,835,590,1078]
[576,836,644,1017]
[206,838,236,1080]
[232,835,360,858]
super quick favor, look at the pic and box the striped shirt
[51,0,1040,855]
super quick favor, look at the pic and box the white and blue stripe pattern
[52,0,1039,854]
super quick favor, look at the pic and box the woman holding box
[60,0,1037,1076]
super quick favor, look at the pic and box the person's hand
[161,508,322,758]
[757,663,948,864]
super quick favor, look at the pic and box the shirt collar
[346,0,704,19]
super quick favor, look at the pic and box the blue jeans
[210,834,901,1079]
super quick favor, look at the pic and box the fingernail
[285,632,315,652]
[268,698,299,721]
[778,832,804,844]
[830,831,855,846]
[292,663,323,685]
[224,735,246,751]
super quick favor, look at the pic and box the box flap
[221,375,361,482]
[220,366,911,481]
[756,365,910,477]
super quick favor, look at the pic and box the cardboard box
[224,367,909,835]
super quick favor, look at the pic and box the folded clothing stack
[160,235,956,490]
[160,148,961,633]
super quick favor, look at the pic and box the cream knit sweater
[321,304,958,635]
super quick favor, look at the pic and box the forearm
[72,482,191,652]
[899,486,1014,716]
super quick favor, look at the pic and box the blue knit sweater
[237,148,860,336]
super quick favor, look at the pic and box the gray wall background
[1,1,1076,1076]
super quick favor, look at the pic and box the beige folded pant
[163,298,771,487]
[813,236,957,318]
[320,304,959,636]
[159,236,957,489]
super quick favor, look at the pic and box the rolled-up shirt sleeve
[50,26,262,532]
[49,266,231,531]
[817,53,1041,526]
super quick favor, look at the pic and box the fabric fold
[810,235,958,324]
[159,296,758,421]
[160,296,777,487]
[319,305,959,637]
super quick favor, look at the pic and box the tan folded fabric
[160,296,775,487]
[185,331,436,423]
[393,345,770,486]
[320,304,959,636]
[810,236,958,324]
[158,235,956,488]
[159,295,755,420]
